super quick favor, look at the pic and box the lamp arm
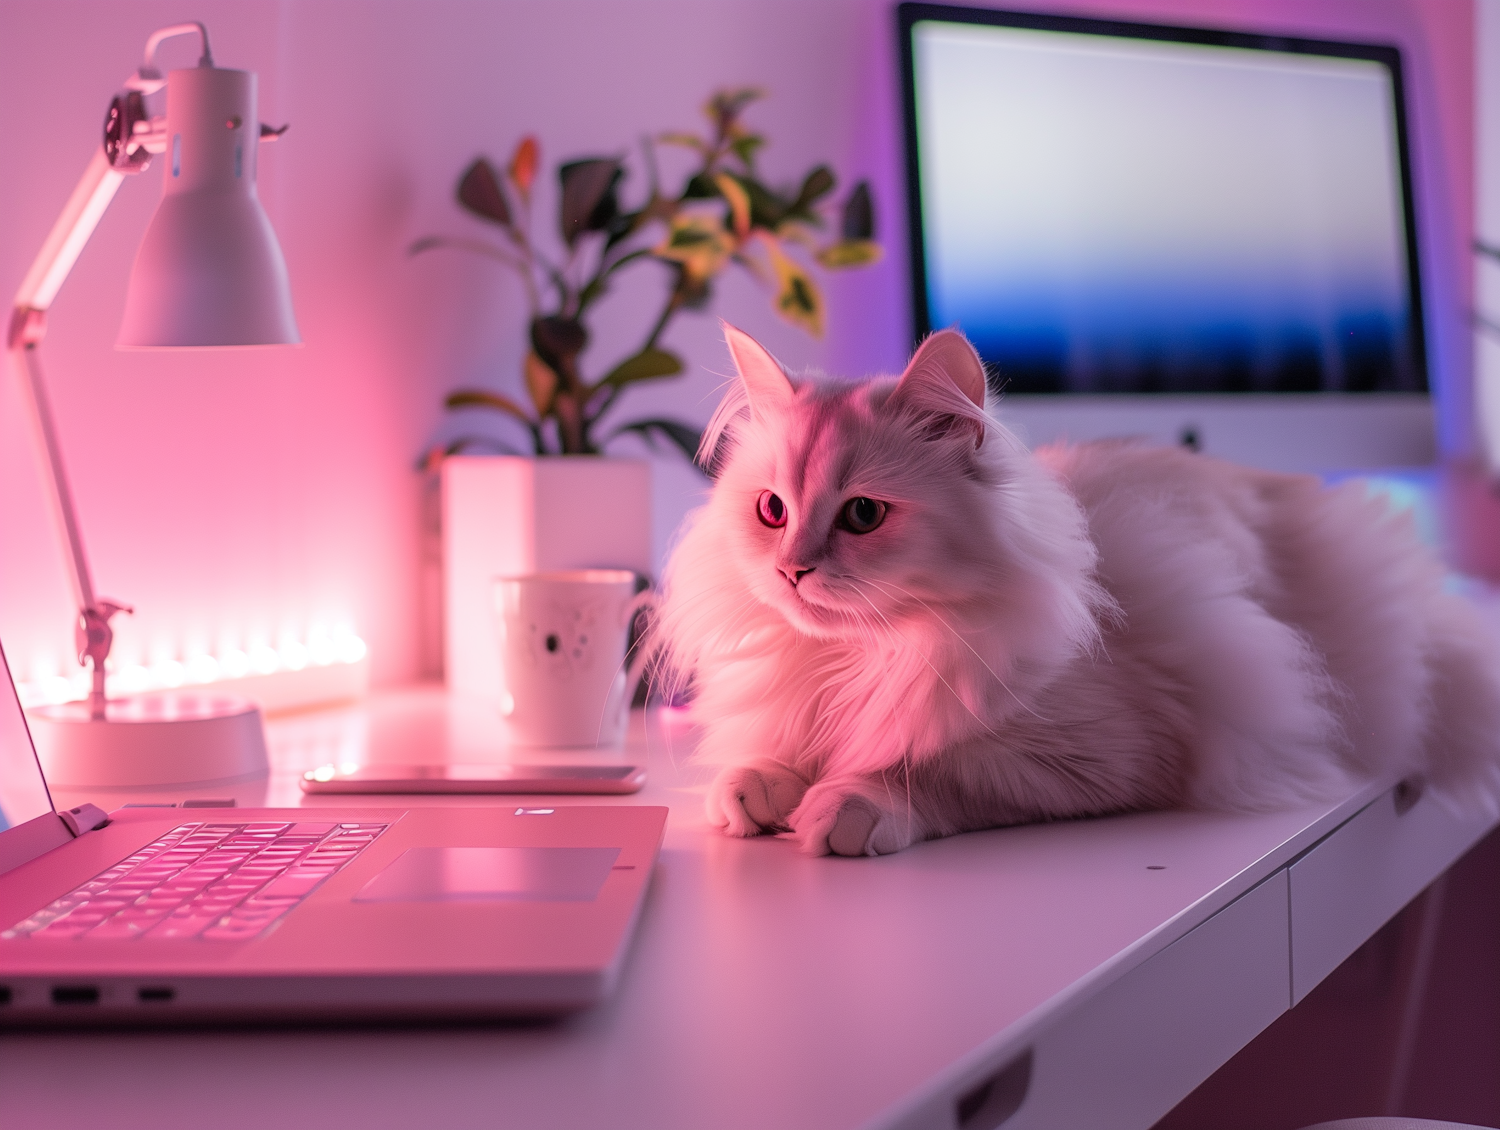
[11,149,125,325]
[8,346,99,614]
[8,151,137,718]
[9,346,132,720]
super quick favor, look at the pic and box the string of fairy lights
[16,628,368,709]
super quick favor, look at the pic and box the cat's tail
[1420,590,1500,817]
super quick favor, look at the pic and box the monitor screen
[899,5,1427,400]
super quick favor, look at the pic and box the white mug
[492,569,655,749]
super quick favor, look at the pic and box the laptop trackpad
[354,847,620,902]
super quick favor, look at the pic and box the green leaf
[457,159,512,227]
[598,347,684,391]
[780,275,822,335]
[704,88,764,135]
[559,158,624,247]
[682,173,718,200]
[764,238,825,337]
[445,389,537,425]
[729,134,765,168]
[608,418,705,466]
[816,239,882,269]
[739,176,790,230]
[654,214,735,281]
[841,181,874,241]
[791,166,836,216]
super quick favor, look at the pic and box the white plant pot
[441,456,652,705]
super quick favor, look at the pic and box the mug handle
[621,588,658,706]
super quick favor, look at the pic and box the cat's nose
[779,564,815,586]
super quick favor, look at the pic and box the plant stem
[509,223,570,311]
[587,384,622,427]
[641,134,660,199]
[578,248,652,317]
[581,278,685,436]
[554,392,591,453]
[643,284,684,352]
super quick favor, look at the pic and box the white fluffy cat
[656,325,1500,856]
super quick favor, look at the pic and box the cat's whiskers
[861,576,1052,724]
[818,576,901,649]
[843,579,1003,740]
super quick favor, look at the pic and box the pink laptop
[0,640,666,1024]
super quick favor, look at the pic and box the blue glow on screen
[912,22,1419,394]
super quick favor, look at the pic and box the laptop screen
[0,642,55,832]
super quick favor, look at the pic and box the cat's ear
[897,330,987,408]
[890,330,988,447]
[724,323,794,416]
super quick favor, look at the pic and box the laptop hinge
[57,803,110,837]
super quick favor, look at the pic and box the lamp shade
[117,64,299,348]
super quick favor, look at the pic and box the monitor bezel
[896,2,1429,397]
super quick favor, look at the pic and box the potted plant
[412,89,879,698]
[414,87,880,462]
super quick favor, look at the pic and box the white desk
[5,688,1493,1130]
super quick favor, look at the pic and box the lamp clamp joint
[8,307,45,350]
[104,91,161,173]
[76,600,132,671]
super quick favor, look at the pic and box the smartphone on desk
[299,763,647,795]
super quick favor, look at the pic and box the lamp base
[28,691,269,789]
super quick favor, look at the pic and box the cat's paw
[790,781,920,857]
[706,761,810,837]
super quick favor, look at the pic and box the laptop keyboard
[2,821,387,943]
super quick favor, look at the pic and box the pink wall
[0,0,1475,694]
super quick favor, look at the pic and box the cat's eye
[841,497,887,534]
[756,490,788,528]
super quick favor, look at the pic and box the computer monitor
[898,4,1436,472]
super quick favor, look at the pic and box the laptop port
[137,986,174,1003]
[51,985,99,1005]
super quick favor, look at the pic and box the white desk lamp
[7,22,299,789]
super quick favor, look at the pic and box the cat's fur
[657,325,1500,856]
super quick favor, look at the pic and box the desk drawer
[1288,782,1492,1003]
[994,870,1290,1130]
